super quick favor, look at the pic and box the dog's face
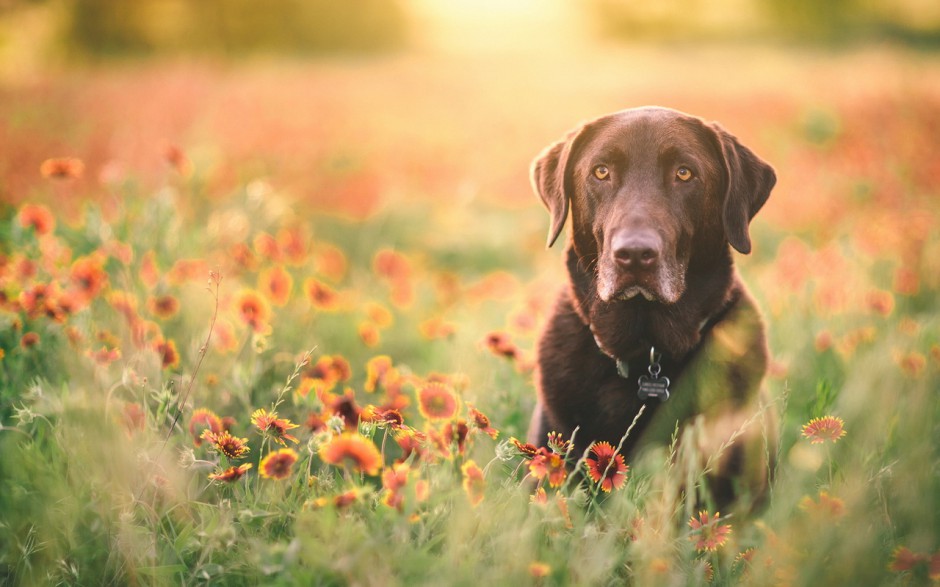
[532,107,775,305]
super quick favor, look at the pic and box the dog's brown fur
[527,107,778,507]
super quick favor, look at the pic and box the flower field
[1,39,940,585]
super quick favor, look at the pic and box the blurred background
[2,3,940,584]
[1,0,939,226]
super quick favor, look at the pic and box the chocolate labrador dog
[527,106,777,507]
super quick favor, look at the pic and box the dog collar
[591,328,671,402]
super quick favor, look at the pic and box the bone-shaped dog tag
[637,375,670,402]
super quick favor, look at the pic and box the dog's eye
[675,167,694,182]
[593,165,610,180]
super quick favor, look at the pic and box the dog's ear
[531,138,570,248]
[531,125,591,248]
[710,123,776,255]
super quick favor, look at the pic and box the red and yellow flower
[17,204,55,236]
[189,408,223,446]
[584,441,628,492]
[529,448,567,488]
[259,448,298,480]
[259,266,293,307]
[467,404,499,439]
[417,382,458,421]
[319,433,382,476]
[801,416,847,444]
[153,337,179,370]
[461,460,485,506]
[201,430,251,460]
[40,157,84,179]
[147,294,180,319]
[799,490,845,519]
[208,463,253,483]
[69,255,109,303]
[304,278,341,312]
[688,511,732,552]
[234,289,271,333]
[251,408,300,446]
[364,355,397,393]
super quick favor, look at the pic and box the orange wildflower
[417,382,458,421]
[212,320,239,354]
[318,433,382,476]
[40,157,84,179]
[153,337,179,369]
[358,321,380,347]
[364,355,396,393]
[314,243,347,281]
[528,562,551,579]
[381,462,411,511]
[801,416,847,444]
[208,463,253,483]
[250,408,300,446]
[259,448,298,480]
[17,204,55,235]
[301,355,353,399]
[510,437,539,458]
[865,289,894,317]
[897,352,927,378]
[304,278,341,311]
[164,145,192,176]
[483,331,519,360]
[688,511,732,552]
[529,448,567,488]
[461,460,485,506]
[259,266,293,307]
[139,251,159,289]
[365,302,393,328]
[467,404,498,439]
[121,402,145,434]
[277,227,308,266]
[442,420,470,456]
[888,546,926,572]
[253,232,280,262]
[395,427,428,463]
[88,346,121,366]
[189,409,223,445]
[230,242,257,272]
[18,282,60,320]
[167,258,208,286]
[147,294,180,319]
[799,491,845,519]
[69,255,109,302]
[19,331,41,349]
[201,430,251,460]
[419,316,456,340]
[319,388,362,430]
[234,289,270,333]
[584,441,628,492]
[373,249,411,281]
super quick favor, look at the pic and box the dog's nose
[611,230,661,271]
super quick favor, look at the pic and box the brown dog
[527,106,777,507]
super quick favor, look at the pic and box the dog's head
[532,107,775,304]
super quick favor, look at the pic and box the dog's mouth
[616,286,657,302]
[597,259,685,305]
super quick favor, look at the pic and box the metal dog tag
[637,375,670,402]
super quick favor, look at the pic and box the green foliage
[60,0,408,58]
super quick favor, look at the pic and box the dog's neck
[566,244,739,363]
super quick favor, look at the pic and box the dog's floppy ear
[710,123,776,255]
[531,126,589,248]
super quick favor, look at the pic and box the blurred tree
[585,0,940,45]
[60,0,408,58]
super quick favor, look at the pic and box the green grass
[1,49,939,585]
